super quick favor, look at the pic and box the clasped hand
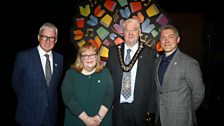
[83,115,102,126]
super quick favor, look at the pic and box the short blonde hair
[71,43,104,72]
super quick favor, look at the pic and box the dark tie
[121,49,132,99]
[45,54,51,86]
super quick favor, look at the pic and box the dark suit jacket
[12,47,63,126]
[107,43,156,125]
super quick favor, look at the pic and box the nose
[45,38,51,43]
[128,30,133,35]
[46,37,51,41]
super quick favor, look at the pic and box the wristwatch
[97,113,104,120]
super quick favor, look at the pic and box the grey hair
[123,18,140,30]
[39,22,58,37]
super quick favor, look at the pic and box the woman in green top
[61,43,114,126]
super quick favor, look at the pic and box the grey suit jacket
[155,49,205,126]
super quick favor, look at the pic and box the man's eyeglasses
[39,34,57,42]
[81,54,97,60]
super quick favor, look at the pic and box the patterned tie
[121,49,132,99]
[45,54,51,86]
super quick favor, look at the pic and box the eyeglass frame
[39,34,57,42]
[80,53,97,60]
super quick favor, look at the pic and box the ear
[177,37,180,43]
[37,34,40,41]
[55,39,58,43]
[138,28,142,36]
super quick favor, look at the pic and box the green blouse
[61,67,114,126]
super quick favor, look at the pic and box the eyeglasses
[39,34,57,42]
[81,53,97,60]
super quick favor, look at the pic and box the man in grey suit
[107,18,157,126]
[155,24,205,126]
[12,22,63,126]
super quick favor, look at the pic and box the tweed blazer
[155,48,205,126]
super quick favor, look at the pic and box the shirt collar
[162,49,177,61]
[37,45,52,57]
[124,42,139,53]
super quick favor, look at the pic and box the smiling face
[123,19,141,47]
[159,25,180,56]
[38,28,57,52]
[80,49,97,72]
[74,43,103,73]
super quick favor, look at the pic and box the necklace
[117,42,144,72]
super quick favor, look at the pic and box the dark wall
[1,1,77,125]
[168,13,204,64]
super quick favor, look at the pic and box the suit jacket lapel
[163,49,180,87]
[51,52,59,86]
[33,48,51,87]
[33,48,46,81]
[133,44,146,96]
[155,57,162,88]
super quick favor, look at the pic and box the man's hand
[145,112,155,126]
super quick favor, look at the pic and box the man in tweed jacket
[155,24,205,126]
